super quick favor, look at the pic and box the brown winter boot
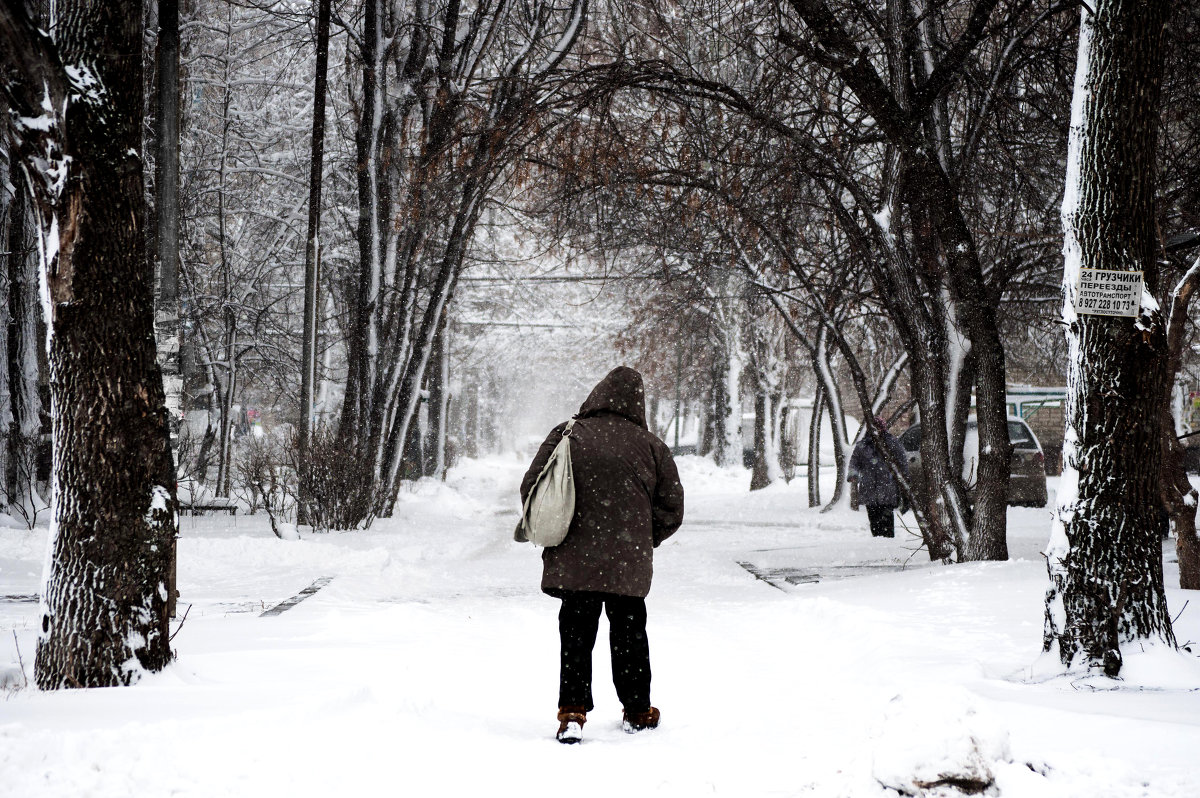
[621,706,660,734]
[556,706,587,744]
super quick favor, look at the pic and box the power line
[453,320,575,328]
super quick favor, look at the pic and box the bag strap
[563,418,576,437]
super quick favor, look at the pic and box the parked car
[897,416,1048,508]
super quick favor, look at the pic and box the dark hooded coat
[849,429,908,508]
[520,367,685,598]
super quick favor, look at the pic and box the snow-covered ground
[2,455,1199,797]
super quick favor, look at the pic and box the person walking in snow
[519,366,685,744]
[848,416,909,539]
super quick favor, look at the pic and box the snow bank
[872,688,1012,796]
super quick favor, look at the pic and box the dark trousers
[558,591,651,714]
[867,504,895,538]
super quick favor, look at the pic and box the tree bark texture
[1164,258,1200,590]
[909,159,1011,562]
[1046,0,1175,676]
[298,0,332,521]
[0,147,11,505]
[152,0,182,619]
[153,0,182,435]
[1,0,177,687]
[749,315,785,491]
[813,325,847,509]
[750,391,770,490]
[807,385,824,507]
[424,305,451,480]
[6,178,43,520]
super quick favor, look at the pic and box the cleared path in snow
[0,456,1198,797]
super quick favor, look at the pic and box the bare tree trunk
[749,318,784,490]
[425,305,451,480]
[808,385,824,507]
[298,0,332,523]
[750,391,770,490]
[215,307,236,498]
[814,326,847,509]
[771,387,785,479]
[701,358,719,458]
[212,20,236,500]
[463,380,480,458]
[964,325,1010,561]
[7,164,43,523]
[193,363,220,486]
[715,323,744,468]
[0,0,177,687]
[908,336,960,560]
[340,0,386,448]
[152,0,181,619]
[1164,256,1200,589]
[944,302,974,485]
[153,0,181,432]
[0,151,10,508]
[1045,0,1175,676]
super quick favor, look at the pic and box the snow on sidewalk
[0,455,1199,797]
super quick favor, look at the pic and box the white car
[897,416,1048,508]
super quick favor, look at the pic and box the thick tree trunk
[340,0,386,450]
[1045,0,1175,676]
[917,168,1010,563]
[965,328,1010,561]
[0,0,178,687]
[909,340,960,560]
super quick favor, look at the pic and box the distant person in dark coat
[520,366,685,744]
[848,416,909,538]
